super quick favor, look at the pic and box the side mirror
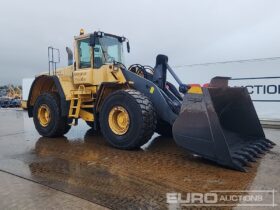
[127,41,130,53]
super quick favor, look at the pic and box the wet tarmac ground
[0,109,279,209]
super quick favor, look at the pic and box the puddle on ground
[0,110,279,209]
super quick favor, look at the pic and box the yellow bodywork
[28,32,128,125]
[21,100,27,109]
[58,64,126,124]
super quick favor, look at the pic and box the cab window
[78,39,91,68]
[93,36,124,69]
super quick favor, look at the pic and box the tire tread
[100,89,157,149]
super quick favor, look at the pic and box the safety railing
[48,46,60,75]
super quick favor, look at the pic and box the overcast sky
[0,0,280,85]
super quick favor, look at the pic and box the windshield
[94,35,124,68]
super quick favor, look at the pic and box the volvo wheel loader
[27,29,275,171]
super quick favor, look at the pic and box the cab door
[73,37,94,85]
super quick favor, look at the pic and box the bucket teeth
[235,151,256,162]
[232,154,250,166]
[232,160,246,172]
[255,143,269,151]
[249,145,265,154]
[242,148,260,158]
[261,140,273,148]
[263,142,274,149]
[231,138,276,171]
[264,139,276,147]
[266,139,276,146]
[260,140,269,147]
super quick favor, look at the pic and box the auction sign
[229,77,280,120]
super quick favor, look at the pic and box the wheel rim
[108,106,130,135]
[38,104,51,127]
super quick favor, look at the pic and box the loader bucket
[172,87,275,171]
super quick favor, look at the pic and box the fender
[27,75,69,117]
[90,82,129,130]
[122,69,178,125]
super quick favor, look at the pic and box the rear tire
[99,89,156,149]
[33,93,71,137]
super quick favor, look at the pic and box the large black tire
[33,93,71,137]
[99,89,156,149]
[156,119,173,137]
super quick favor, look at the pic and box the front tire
[99,89,156,149]
[33,93,71,137]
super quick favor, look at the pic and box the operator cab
[73,29,130,70]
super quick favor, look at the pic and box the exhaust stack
[66,47,73,66]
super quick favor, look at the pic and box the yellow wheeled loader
[27,29,275,171]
